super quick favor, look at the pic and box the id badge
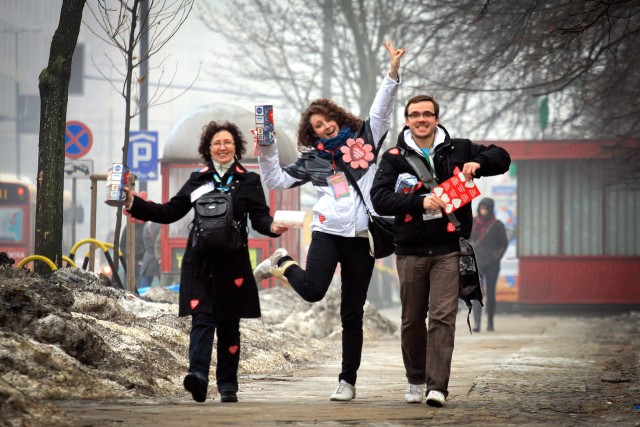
[191,181,215,202]
[327,172,350,199]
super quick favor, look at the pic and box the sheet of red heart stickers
[433,166,481,214]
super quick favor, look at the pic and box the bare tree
[85,0,194,279]
[443,0,640,183]
[34,0,86,274]
[199,0,638,182]
[198,0,451,118]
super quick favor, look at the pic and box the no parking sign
[65,121,93,159]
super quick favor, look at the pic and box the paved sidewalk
[58,310,639,426]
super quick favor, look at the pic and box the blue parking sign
[128,131,159,181]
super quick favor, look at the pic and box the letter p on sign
[128,131,159,181]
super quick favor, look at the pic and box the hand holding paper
[434,167,481,214]
[273,210,308,228]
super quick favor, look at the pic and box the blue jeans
[188,312,241,393]
[284,231,374,386]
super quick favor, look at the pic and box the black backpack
[192,192,244,253]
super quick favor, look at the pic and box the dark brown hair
[296,99,363,148]
[404,95,440,118]
[198,121,247,163]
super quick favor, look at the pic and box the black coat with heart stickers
[127,161,279,320]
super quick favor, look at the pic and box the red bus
[0,179,33,264]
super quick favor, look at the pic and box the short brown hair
[198,121,247,163]
[404,95,439,119]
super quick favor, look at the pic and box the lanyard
[318,147,340,172]
[213,173,233,192]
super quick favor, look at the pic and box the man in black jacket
[370,95,510,407]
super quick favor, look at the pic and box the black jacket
[128,161,278,319]
[370,125,511,256]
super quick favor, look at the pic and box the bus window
[0,179,32,263]
[0,208,23,242]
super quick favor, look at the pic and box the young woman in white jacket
[254,40,404,401]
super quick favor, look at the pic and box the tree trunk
[35,0,86,274]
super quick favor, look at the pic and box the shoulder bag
[335,160,395,259]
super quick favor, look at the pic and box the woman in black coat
[123,121,287,404]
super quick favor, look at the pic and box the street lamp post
[1,28,40,179]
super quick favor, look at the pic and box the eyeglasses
[211,140,235,149]
[407,111,436,119]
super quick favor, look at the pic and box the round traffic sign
[65,121,93,159]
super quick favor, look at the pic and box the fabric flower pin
[340,137,374,169]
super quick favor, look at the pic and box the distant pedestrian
[140,222,161,288]
[470,198,508,332]
[120,223,145,290]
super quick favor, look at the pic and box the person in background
[252,40,405,401]
[140,221,161,288]
[470,197,508,332]
[122,121,287,404]
[120,223,144,290]
[370,94,510,407]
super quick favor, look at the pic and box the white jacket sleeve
[257,140,303,190]
[369,74,401,148]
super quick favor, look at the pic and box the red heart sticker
[235,165,244,174]
[404,214,412,223]
[229,345,238,355]
[319,214,326,223]
[389,148,400,155]
[446,222,456,232]
[234,278,244,287]
[190,299,200,309]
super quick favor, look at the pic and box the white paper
[273,210,308,228]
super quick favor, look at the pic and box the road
[57,308,639,426]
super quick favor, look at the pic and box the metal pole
[321,0,333,98]
[72,178,77,245]
[89,174,106,271]
[126,176,137,293]
[138,0,149,194]
[15,32,20,178]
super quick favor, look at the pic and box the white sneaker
[330,380,356,401]
[405,383,423,403]
[253,248,288,282]
[426,390,446,407]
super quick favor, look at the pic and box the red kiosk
[487,139,640,306]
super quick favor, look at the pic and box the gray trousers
[397,252,459,396]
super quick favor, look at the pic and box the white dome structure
[162,103,298,165]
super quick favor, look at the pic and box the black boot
[220,390,238,402]
[183,373,208,403]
